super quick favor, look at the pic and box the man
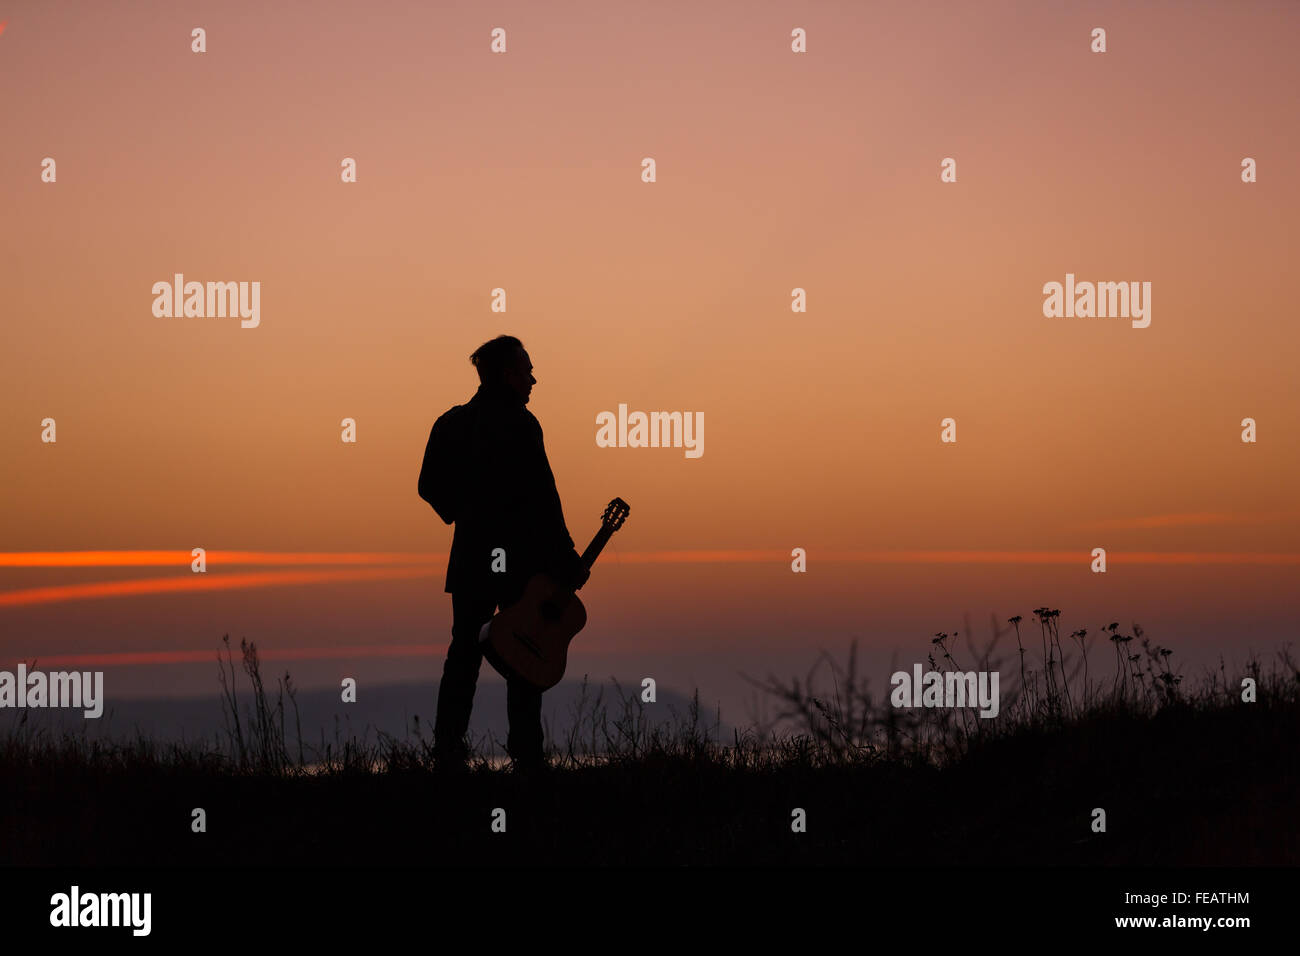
[419,335,589,772]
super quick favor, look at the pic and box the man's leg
[433,590,496,764]
[506,675,545,770]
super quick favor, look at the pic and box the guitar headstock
[601,497,630,532]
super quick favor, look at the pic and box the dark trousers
[434,589,544,766]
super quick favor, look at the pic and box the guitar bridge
[512,631,543,658]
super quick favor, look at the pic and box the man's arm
[523,416,589,591]
[417,422,438,508]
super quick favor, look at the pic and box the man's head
[470,334,535,403]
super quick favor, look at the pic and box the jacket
[426,381,581,605]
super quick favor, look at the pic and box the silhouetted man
[419,335,588,772]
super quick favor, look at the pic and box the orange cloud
[5,644,442,668]
[0,565,441,608]
[4,549,1299,610]
[0,551,445,568]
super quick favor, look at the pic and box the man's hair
[470,335,524,384]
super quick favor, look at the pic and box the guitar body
[477,497,628,691]
[481,572,587,690]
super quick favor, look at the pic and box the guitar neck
[580,524,616,570]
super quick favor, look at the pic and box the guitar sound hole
[540,601,562,621]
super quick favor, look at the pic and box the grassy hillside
[3,613,1296,866]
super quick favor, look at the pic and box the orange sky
[1,0,1297,716]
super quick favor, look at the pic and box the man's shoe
[432,743,470,774]
[510,755,550,777]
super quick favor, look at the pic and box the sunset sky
[2,0,1297,726]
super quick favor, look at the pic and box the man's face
[502,348,535,403]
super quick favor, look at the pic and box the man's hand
[558,548,590,591]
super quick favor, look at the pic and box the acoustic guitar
[478,497,630,690]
